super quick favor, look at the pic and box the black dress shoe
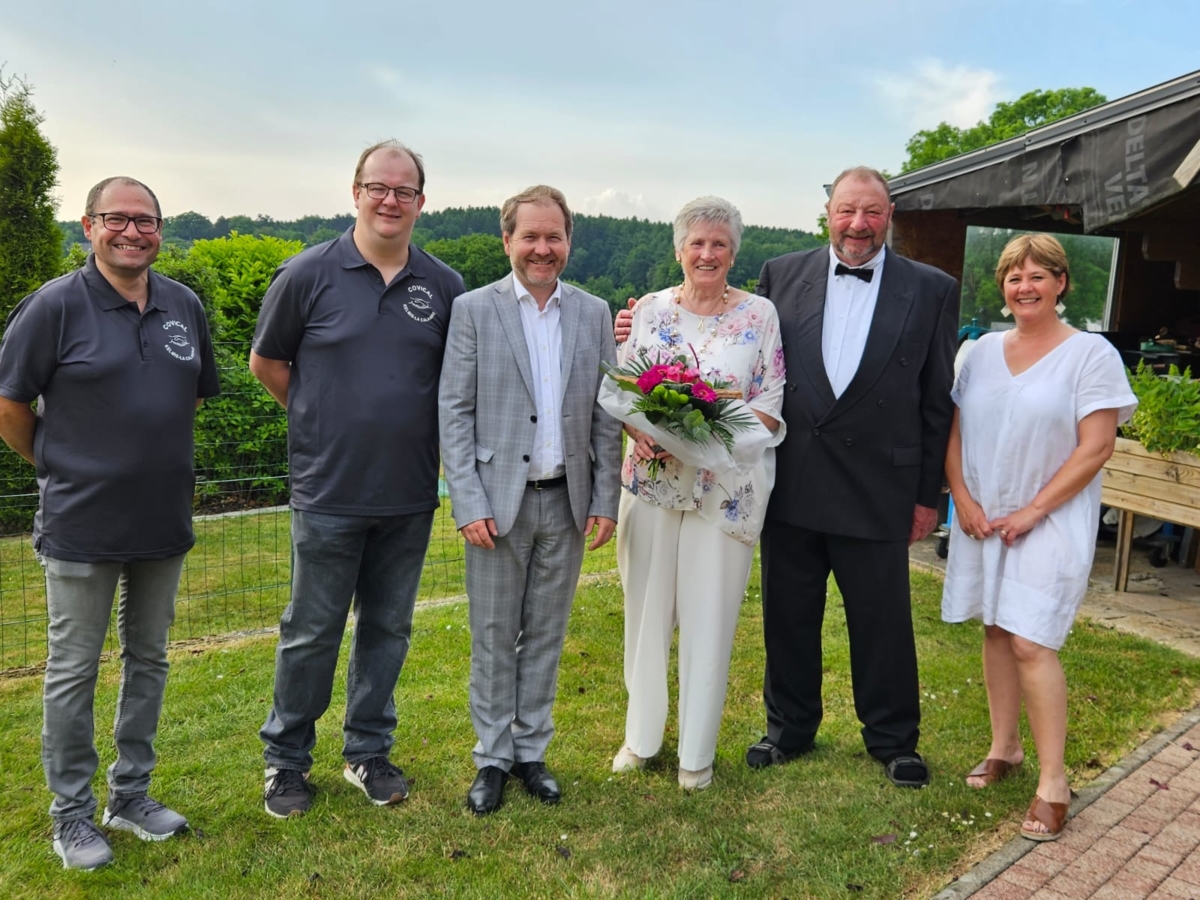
[466,765,507,815]
[512,761,562,804]
[745,737,812,769]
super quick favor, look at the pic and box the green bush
[188,233,302,344]
[193,343,288,511]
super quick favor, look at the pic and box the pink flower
[636,365,669,392]
[681,368,702,383]
[690,382,717,403]
[663,363,687,382]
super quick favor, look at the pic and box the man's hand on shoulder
[586,516,616,551]
[613,297,636,345]
[909,504,939,546]
[613,292,654,345]
[461,518,498,550]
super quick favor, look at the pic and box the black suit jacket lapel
[784,255,837,411]
[831,256,914,414]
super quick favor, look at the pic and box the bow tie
[835,263,874,283]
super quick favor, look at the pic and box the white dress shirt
[822,245,887,398]
[513,272,565,479]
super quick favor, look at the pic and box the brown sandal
[966,758,1021,787]
[1020,795,1068,841]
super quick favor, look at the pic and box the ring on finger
[1000,529,1009,537]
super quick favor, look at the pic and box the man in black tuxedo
[745,166,957,786]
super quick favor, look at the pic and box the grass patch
[0,566,1196,899]
[0,503,618,671]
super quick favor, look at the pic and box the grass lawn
[0,565,1197,899]
[0,502,619,671]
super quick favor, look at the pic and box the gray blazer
[438,277,623,537]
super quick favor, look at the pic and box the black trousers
[760,519,920,761]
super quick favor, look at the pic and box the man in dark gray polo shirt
[251,139,465,818]
[0,176,220,870]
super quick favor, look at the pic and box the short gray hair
[829,166,890,202]
[672,196,743,256]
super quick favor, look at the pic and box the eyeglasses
[89,213,163,234]
[357,183,421,204]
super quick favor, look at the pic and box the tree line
[57,208,823,313]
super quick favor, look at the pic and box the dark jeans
[260,509,434,771]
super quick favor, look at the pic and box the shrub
[188,233,302,345]
[1122,360,1200,456]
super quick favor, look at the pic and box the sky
[3,0,1198,233]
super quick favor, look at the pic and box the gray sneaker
[102,795,189,841]
[52,817,114,870]
[264,767,313,818]
[344,757,409,805]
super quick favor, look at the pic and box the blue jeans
[40,553,185,823]
[260,509,434,771]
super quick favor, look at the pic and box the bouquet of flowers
[599,348,769,477]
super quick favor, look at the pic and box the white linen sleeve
[1076,336,1137,425]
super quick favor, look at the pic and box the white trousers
[616,490,756,771]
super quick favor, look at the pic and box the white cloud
[874,60,1003,130]
[578,189,663,221]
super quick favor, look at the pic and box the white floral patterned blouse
[619,289,787,545]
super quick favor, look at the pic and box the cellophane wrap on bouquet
[598,352,776,477]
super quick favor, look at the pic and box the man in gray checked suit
[439,184,622,815]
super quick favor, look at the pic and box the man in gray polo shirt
[0,176,220,870]
[251,139,465,818]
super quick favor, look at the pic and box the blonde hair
[500,185,573,242]
[995,233,1071,299]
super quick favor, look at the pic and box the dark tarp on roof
[889,90,1200,234]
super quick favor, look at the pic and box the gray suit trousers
[466,482,584,770]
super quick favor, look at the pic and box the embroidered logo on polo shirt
[162,320,196,361]
[404,284,438,323]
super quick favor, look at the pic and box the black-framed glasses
[89,213,163,234]
[357,183,421,204]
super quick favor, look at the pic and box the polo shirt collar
[81,254,170,313]
[338,225,428,279]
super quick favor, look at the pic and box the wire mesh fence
[0,343,493,674]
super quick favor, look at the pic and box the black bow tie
[835,263,874,283]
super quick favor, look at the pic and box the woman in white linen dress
[612,197,786,790]
[942,234,1135,841]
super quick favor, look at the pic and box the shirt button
[812,427,820,436]
[789,383,797,392]
[845,438,854,447]
[522,455,530,462]
[877,399,886,407]
[899,358,909,366]
[530,415,537,423]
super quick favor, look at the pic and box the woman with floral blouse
[612,197,787,790]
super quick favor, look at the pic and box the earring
[1001,306,1013,318]
[1055,301,1066,315]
